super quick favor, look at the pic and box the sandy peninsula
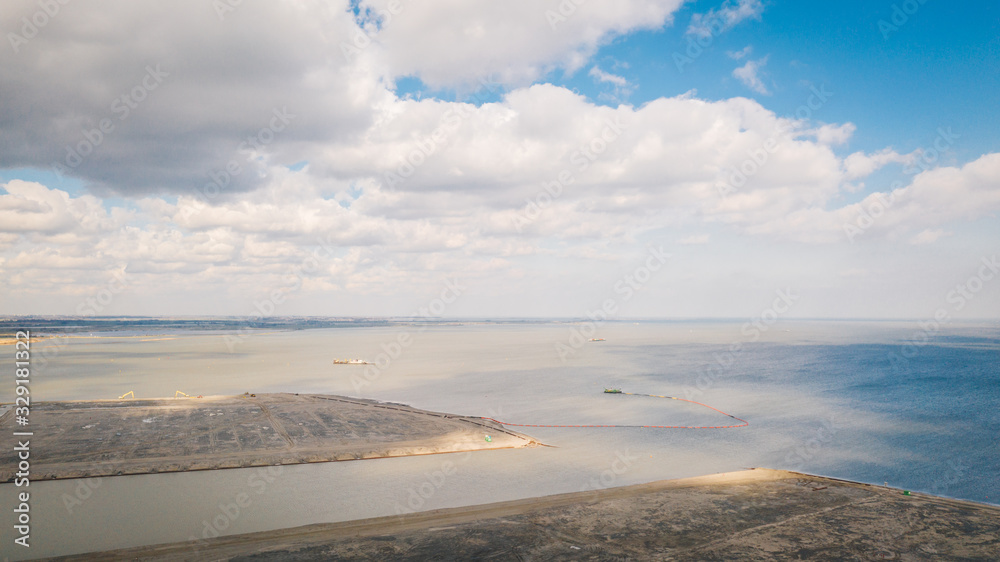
[0,393,538,481]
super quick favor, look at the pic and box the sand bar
[55,468,1000,561]
[0,393,538,481]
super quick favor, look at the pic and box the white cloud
[7,79,996,281]
[910,228,950,245]
[888,152,1000,224]
[742,153,1000,243]
[309,85,856,234]
[0,0,390,196]
[843,148,913,180]
[0,181,116,235]
[589,66,628,87]
[732,56,771,95]
[687,0,765,38]
[813,123,856,146]
[679,234,710,245]
[588,65,634,103]
[0,86,911,287]
[727,45,753,60]
[361,0,686,88]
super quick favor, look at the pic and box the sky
[1,0,998,319]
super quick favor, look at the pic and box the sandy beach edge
[50,468,1000,560]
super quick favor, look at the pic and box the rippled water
[2,320,997,559]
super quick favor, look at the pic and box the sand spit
[0,393,538,481]
[60,468,1000,561]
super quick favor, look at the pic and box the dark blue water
[602,325,999,504]
[783,341,998,502]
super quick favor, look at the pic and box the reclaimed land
[60,468,1000,561]
[0,393,538,481]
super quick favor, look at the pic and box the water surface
[1,320,997,559]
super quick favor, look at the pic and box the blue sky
[401,1,999,161]
[1,0,998,318]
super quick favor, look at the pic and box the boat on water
[604,388,622,394]
[333,359,371,365]
[589,338,606,342]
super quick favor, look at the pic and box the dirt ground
[0,393,537,481]
[58,468,1000,561]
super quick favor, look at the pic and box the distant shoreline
[0,335,50,346]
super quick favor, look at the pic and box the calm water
[2,320,998,559]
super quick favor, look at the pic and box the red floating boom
[479,391,749,429]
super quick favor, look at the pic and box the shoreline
[55,468,1000,560]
